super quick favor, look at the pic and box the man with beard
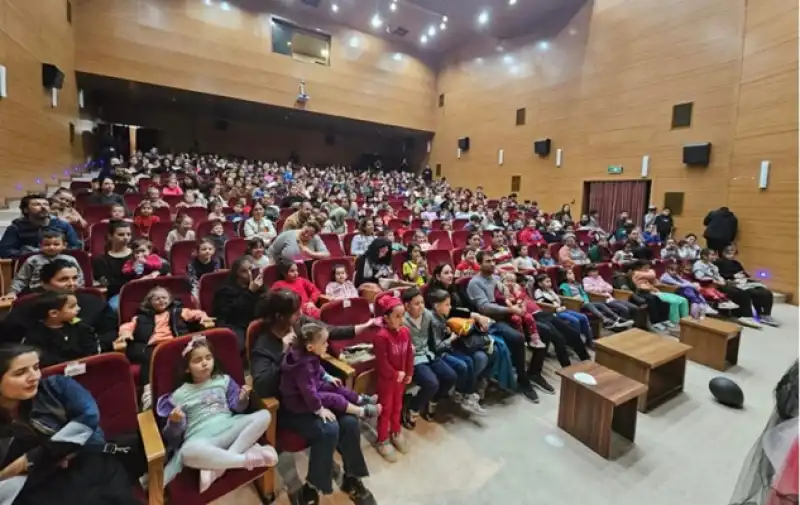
[0,194,80,258]
[0,259,117,346]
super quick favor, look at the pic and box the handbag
[447,318,489,354]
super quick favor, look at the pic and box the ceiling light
[440,22,446,30]
[503,55,513,64]
[204,0,213,5]
[443,15,448,22]
[390,2,397,11]
[393,53,403,61]
[509,0,517,4]
[287,41,292,46]
[321,48,329,57]
[370,14,383,28]
[477,10,489,25]
[428,26,436,36]
[510,65,520,75]
[568,28,578,35]
[348,36,359,48]
[220,1,230,10]
[331,3,339,12]
[537,40,550,51]
[420,34,428,44]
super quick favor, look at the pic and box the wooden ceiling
[264,0,587,55]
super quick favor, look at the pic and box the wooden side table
[556,362,647,459]
[595,329,692,412]
[679,317,742,371]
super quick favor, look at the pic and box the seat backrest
[88,222,110,257]
[84,205,112,225]
[163,194,184,208]
[149,221,174,255]
[411,218,424,230]
[169,240,197,276]
[199,270,229,312]
[455,276,476,312]
[275,219,285,233]
[123,193,144,210]
[279,208,294,219]
[153,206,172,223]
[391,251,408,276]
[452,230,470,249]
[343,233,356,255]
[311,258,354,292]
[453,247,466,265]
[426,249,453,272]
[42,353,138,438]
[245,320,264,366]
[65,249,94,286]
[319,297,372,326]
[427,230,453,250]
[597,262,613,282]
[431,219,443,230]
[150,329,243,405]
[119,275,194,323]
[197,220,235,239]
[223,238,248,267]
[345,219,357,233]
[401,230,416,246]
[545,265,562,287]
[548,242,562,260]
[452,219,468,231]
[137,178,154,193]
[387,219,404,232]
[69,181,92,193]
[318,233,345,258]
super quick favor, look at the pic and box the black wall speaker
[534,138,551,157]
[683,142,712,167]
[458,137,470,151]
[42,63,65,89]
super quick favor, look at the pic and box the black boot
[341,476,377,505]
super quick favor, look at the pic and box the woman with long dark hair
[0,344,139,505]
[249,290,377,505]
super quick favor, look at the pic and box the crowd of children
[0,149,780,504]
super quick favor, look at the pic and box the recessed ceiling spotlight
[568,28,578,35]
[349,36,360,48]
[370,14,383,28]
[440,22,446,30]
[509,0,517,4]
[420,34,428,44]
[204,0,213,5]
[495,45,504,52]
[331,3,339,12]
[390,2,397,12]
[321,48,329,57]
[502,54,513,64]
[393,53,403,61]
[443,15,448,22]
[537,40,550,51]
[220,1,230,10]
[428,26,436,36]
[477,10,489,25]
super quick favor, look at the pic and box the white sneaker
[615,319,635,328]
[737,317,763,329]
[461,395,488,416]
[704,306,719,316]
[719,301,739,310]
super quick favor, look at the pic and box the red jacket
[518,227,546,247]
[373,326,414,383]
[272,277,320,306]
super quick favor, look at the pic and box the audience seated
[0,194,81,258]
[88,177,128,213]
[212,257,265,348]
[10,230,84,296]
[267,222,329,264]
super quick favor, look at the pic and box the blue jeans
[409,358,457,412]
[557,310,593,342]
[108,294,120,312]
[487,321,531,384]
[445,351,490,394]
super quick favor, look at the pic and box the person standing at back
[703,206,738,252]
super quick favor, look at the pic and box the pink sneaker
[244,444,278,470]
[529,333,546,349]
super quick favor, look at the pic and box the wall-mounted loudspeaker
[683,142,711,167]
[457,137,470,151]
[42,63,65,89]
[534,138,551,157]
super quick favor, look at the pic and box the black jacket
[653,215,674,240]
[251,316,356,399]
[24,321,100,368]
[703,208,738,243]
[714,257,746,281]
[0,217,81,258]
[211,281,262,330]
[0,290,117,347]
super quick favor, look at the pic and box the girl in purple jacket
[280,323,381,421]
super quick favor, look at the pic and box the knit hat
[376,295,402,317]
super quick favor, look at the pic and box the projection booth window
[271,18,331,66]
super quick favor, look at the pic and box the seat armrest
[137,409,166,505]
[587,292,609,303]
[538,302,558,313]
[656,283,678,293]
[612,289,633,301]
[561,296,584,312]
[261,398,279,447]
[322,353,356,389]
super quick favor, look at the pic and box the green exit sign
[607,165,624,174]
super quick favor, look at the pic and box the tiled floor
[215,304,798,505]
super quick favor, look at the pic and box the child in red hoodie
[455,249,481,278]
[372,296,413,462]
[271,260,322,319]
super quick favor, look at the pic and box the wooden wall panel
[431,0,798,295]
[73,0,437,132]
[0,0,82,201]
